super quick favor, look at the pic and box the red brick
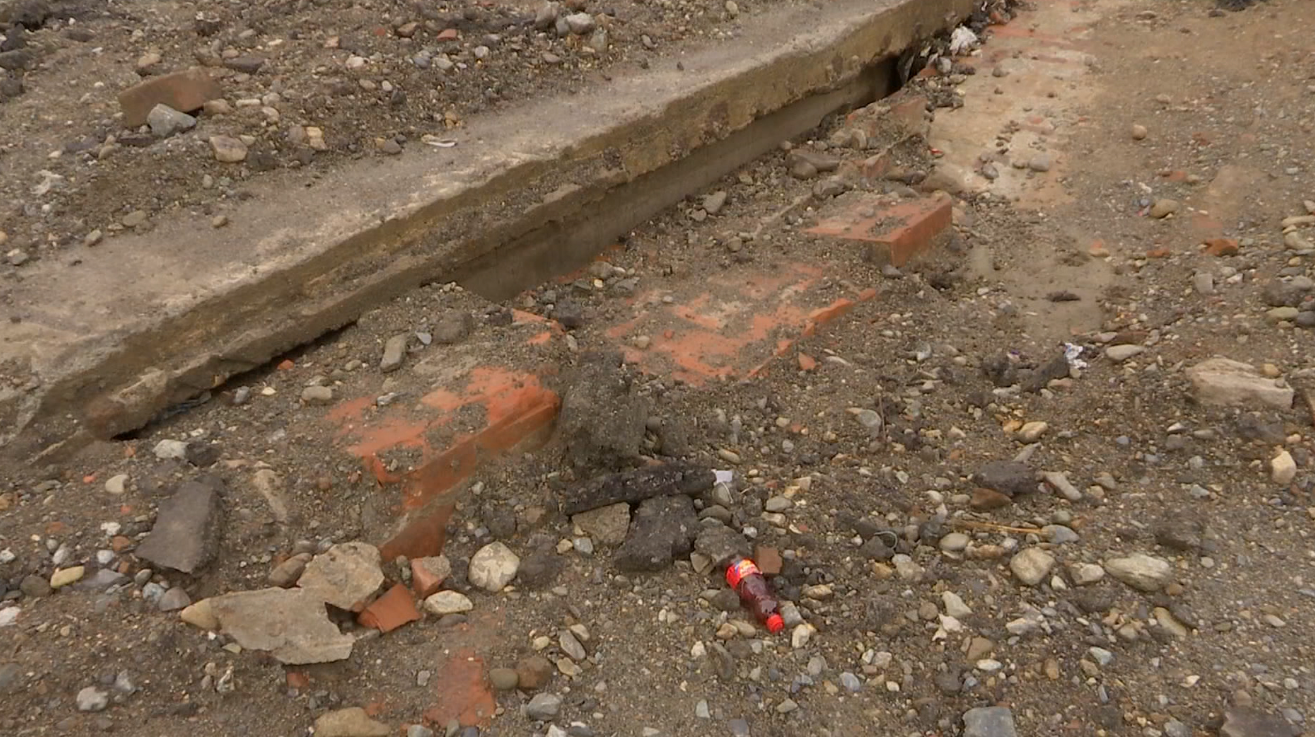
[1203,237,1238,257]
[754,545,783,576]
[357,584,420,633]
[118,67,223,127]
[423,649,496,727]
[806,194,952,267]
[410,556,450,598]
[797,353,817,372]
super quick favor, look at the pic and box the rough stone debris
[693,523,751,568]
[570,503,632,546]
[562,462,715,516]
[296,542,384,612]
[117,67,222,126]
[974,460,1035,497]
[313,707,391,737]
[1220,707,1301,737]
[468,542,520,592]
[134,477,224,574]
[614,495,700,572]
[208,588,354,664]
[1186,357,1293,409]
[556,351,650,470]
[963,706,1018,737]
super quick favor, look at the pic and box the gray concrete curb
[1,0,972,462]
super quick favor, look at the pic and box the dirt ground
[5,1,1315,737]
[0,0,798,264]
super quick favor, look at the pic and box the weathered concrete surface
[0,0,973,464]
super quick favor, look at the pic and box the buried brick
[806,192,953,266]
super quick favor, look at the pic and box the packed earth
[4,1,1315,737]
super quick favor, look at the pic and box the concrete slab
[0,0,973,464]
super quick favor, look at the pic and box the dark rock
[981,353,1017,387]
[656,420,692,458]
[857,537,893,560]
[1023,353,1070,392]
[1262,279,1309,308]
[556,351,649,470]
[563,462,713,515]
[693,523,750,568]
[975,461,1035,497]
[1221,708,1301,737]
[934,666,962,695]
[1153,515,1204,552]
[514,551,561,590]
[710,588,741,612]
[0,661,21,694]
[554,300,585,329]
[19,575,50,598]
[482,504,517,540]
[0,73,22,101]
[0,29,25,52]
[963,706,1018,737]
[222,56,265,74]
[185,443,221,468]
[0,49,35,71]
[1073,587,1116,614]
[134,477,224,573]
[515,655,553,691]
[1,0,53,30]
[614,495,699,572]
[433,310,474,344]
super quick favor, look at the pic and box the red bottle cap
[766,614,784,634]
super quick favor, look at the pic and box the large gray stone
[468,542,520,592]
[135,477,224,573]
[1105,554,1172,592]
[1221,708,1301,737]
[1186,357,1293,409]
[615,495,699,572]
[209,588,353,664]
[963,706,1018,737]
[975,461,1035,497]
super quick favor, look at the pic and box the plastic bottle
[725,558,784,634]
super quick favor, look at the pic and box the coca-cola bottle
[725,557,785,634]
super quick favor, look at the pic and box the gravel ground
[0,0,797,267]
[3,1,1315,737]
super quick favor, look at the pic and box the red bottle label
[726,559,760,589]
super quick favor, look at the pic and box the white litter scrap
[1064,343,1088,370]
[713,469,735,486]
[949,26,979,55]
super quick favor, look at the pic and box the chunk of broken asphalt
[562,462,714,516]
[614,495,700,572]
[556,350,650,470]
[134,476,224,573]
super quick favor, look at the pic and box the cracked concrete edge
[2,0,974,463]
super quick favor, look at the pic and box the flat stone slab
[134,477,224,574]
[208,587,354,665]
